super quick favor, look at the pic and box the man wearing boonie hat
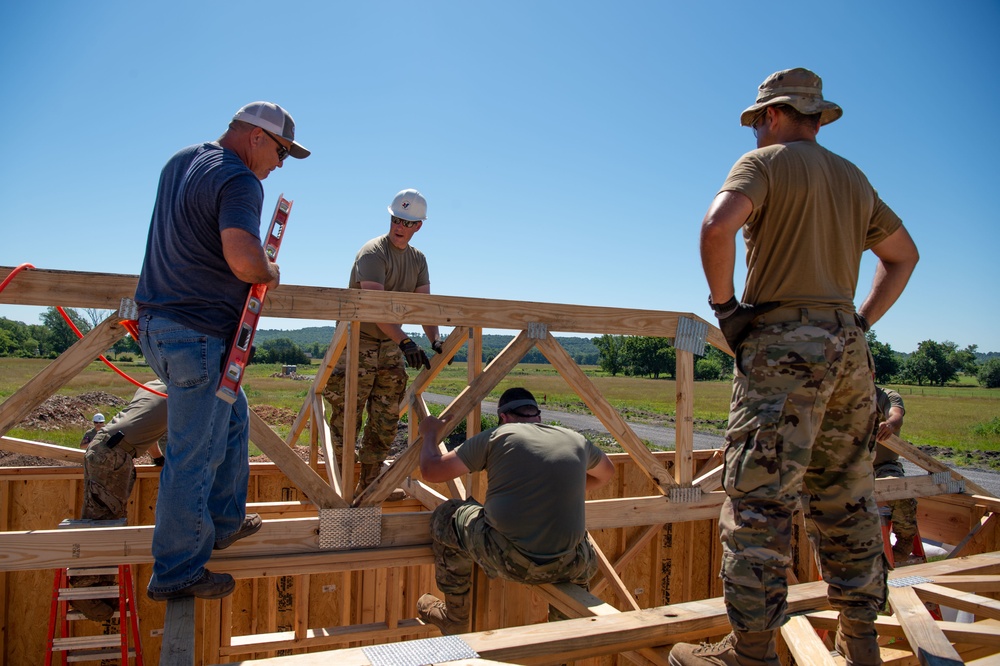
[80,412,105,448]
[414,387,615,635]
[323,188,448,502]
[669,69,919,666]
[134,101,309,603]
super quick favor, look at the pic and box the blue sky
[2,1,998,354]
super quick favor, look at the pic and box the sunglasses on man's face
[392,216,420,228]
[261,128,289,161]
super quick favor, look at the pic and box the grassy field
[3,358,999,468]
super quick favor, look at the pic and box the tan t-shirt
[456,423,604,560]
[721,141,902,309]
[349,234,430,341]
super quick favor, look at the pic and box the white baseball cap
[232,101,311,159]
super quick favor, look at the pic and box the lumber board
[355,332,535,506]
[249,408,345,509]
[0,435,84,463]
[882,433,992,498]
[587,533,641,611]
[0,266,723,342]
[220,618,435,655]
[398,332,466,417]
[695,462,724,493]
[888,584,964,665]
[161,596,197,666]
[780,614,837,665]
[410,393,465,500]
[913,582,1000,621]
[674,350,694,486]
[0,513,432,571]
[341,322,361,503]
[402,478,449,510]
[806,610,1000,647]
[0,313,128,435]
[536,333,677,492]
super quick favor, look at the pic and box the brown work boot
[68,573,118,621]
[356,462,407,502]
[668,631,779,666]
[891,536,915,563]
[417,592,471,635]
[835,616,881,666]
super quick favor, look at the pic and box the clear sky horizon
[2,2,998,355]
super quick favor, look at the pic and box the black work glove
[152,456,165,467]
[854,312,870,333]
[430,339,454,365]
[711,296,780,352]
[399,337,430,370]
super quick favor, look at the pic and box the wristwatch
[709,295,738,315]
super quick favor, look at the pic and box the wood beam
[881,433,992,498]
[913,582,1000,622]
[674,349,694,486]
[354,332,536,507]
[248,409,345,509]
[888,585,964,665]
[0,312,128,435]
[0,267,722,342]
[0,436,84,464]
[535,333,677,492]
[780,614,837,665]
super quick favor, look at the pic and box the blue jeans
[138,314,250,594]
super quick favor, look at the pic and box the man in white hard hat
[80,412,105,448]
[134,101,310,602]
[323,188,446,500]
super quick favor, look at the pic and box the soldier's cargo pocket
[720,552,785,632]
[723,394,786,496]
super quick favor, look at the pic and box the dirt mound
[251,405,297,427]
[16,392,127,431]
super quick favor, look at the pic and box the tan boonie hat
[740,67,843,127]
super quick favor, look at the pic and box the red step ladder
[45,518,144,665]
[880,506,941,621]
[45,564,144,665]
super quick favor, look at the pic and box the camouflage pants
[874,460,918,542]
[720,318,887,633]
[82,434,138,522]
[430,499,597,597]
[322,338,408,465]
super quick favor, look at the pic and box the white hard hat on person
[388,189,428,222]
[92,413,105,423]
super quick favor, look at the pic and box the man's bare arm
[418,414,471,483]
[586,453,615,492]
[700,191,753,304]
[858,225,919,327]
[221,228,280,289]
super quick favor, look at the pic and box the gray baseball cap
[740,68,842,127]
[233,101,311,158]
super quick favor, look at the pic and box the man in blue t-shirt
[134,102,310,602]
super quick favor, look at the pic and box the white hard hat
[93,413,105,423]
[387,189,427,222]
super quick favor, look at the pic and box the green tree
[978,358,1000,389]
[866,330,900,384]
[903,340,955,386]
[40,307,91,354]
[945,342,979,376]
[593,334,626,376]
[254,337,310,365]
[622,336,675,379]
